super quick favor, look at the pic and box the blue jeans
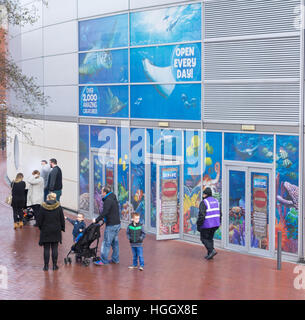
[131,246,144,267]
[100,224,121,264]
[53,190,62,201]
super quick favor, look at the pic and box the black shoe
[206,250,217,260]
[204,254,209,259]
[43,265,49,271]
[53,264,59,271]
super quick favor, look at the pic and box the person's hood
[42,200,60,210]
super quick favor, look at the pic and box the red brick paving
[1,150,305,300]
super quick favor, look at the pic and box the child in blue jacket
[65,213,86,242]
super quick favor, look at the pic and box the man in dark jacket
[47,158,63,201]
[197,187,222,260]
[93,185,121,265]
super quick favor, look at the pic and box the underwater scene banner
[79,125,90,212]
[130,128,146,224]
[79,86,128,118]
[117,127,130,223]
[79,49,128,84]
[130,3,201,46]
[130,43,201,83]
[183,131,222,238]
[130,83,201,120]
[146,128,182,156]
[224,133,274,163]
[79,13,128,51]
[275,135,299,254]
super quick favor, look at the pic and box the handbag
[5,195,12,205]
[5,181,14,205]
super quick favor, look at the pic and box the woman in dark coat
[37,192,65,271]
[11,173,26,229]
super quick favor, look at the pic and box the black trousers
[12,207,23,223]
[43,242,58,266]
[31,204,40,221]
[200,227,218,254]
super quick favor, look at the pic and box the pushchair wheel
[68,257,72,264]
[82,258,90,267]
[64,258,68,265]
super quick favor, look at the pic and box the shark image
[234,144,259,160]
[142,58,175,98]
[105,88,127,115]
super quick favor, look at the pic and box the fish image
[282,158,293,168]
[79,49,112,75]
[134,97,142,106]
[279,147,289,160]
[142,58,175,98]
[234,144,258,160]
[79,20,118,76]
[181,94,197,109]
[134,189,143,202]
[205,143,214,155]
[204,157,212,167]
[277,181,299,210]
[286,172,297,180]
[105,88,127,115]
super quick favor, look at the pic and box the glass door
[156,161,181,240]
[225,165,273,257]
[90,150,117,218]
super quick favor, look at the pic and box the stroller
[22,207,35,225]
[64,222,104,267]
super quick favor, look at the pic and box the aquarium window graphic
[130,43,201,83]
[224,133,274,163]
[131,83,201,120]
[79,125,90,212]
[79,13,128,51]
[79,86,128,118]
[228,170,246,247]
[117,127,130,223]
[158,166,180,236]
[146,128,182,156]
[90,126,116,150]
[130,3,201,46]
[251,172,269,250]
[130,128,145,224]
[275,135,299,254]
[79,49,128,85]
[183,130,201,235]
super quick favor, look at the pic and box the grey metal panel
[204,83,300,123]
[204,0,300,39]
[204,37,300,80]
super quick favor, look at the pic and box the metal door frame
[223,161,275,258]
[145,153,183,238]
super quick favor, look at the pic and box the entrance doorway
[146,156,182,240]
[90,149,117,218]
[224,164,275,257]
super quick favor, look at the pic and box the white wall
[6,117,78,211]
[78,0,128,19]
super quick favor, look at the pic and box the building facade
[7,0,305,262]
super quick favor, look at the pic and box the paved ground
[1,150,305,300]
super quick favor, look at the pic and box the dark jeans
[200,227,218,254]
[31,204,40,221]
[12,207,23,223]
[43,242,58,266]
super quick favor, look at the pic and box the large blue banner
[79,49,128,84]
[130,83,201,120]
[130,3,201,46]
[79,86,128,118]
[130,43,201,83]
[79,14,128,51]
